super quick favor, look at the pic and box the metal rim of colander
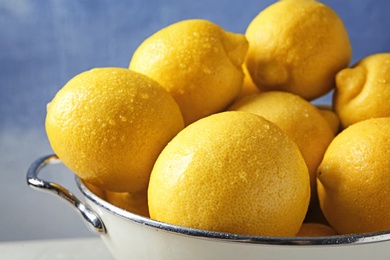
[76,175,390,246]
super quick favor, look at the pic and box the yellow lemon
[129,19,248,125]
[229,91,334,201]
[296,223,338,237]
[83,180,106,200]
[148,111,310,236]
[316,105,341,135]
[245,0,351,100]
[317,117,390,234]
[334,53,390,129]
[46,68,184,192]
[235,64,260,101]
[105,189,149,218]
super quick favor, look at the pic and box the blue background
[1,0,389,241]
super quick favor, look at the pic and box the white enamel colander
[27,154,390,260]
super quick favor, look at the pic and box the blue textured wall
[1,0,389,241]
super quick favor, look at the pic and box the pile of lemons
[45,0,390,237]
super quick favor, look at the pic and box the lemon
[148,111,310,236]
[105,189,149,217]
[46,68,184,192]
[334,53,390,129]
[245,0,351,100]
[83,180,106,200]
[297,223,338,237]
[235,64,260,101]
[129,19,248,125]
[316,105,341,135]
[229,91,334,202]
[317,117,390,234]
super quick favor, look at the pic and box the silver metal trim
[26,154,106,234]
[27,154,390,246]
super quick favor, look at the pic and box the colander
[27,154,390,260]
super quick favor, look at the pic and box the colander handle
[26,154,106,234]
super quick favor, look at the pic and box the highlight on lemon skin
[148,111,310,237]
[333,53,390,129]
[129,19,248,125]
[45,67,184,193]
[245,0,352,100]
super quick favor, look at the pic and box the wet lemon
[46,68,184,192]
[317,117,390,234]
[148,111,310,236]
[245,0,351,100]
[229,91,334,202]
[130,19,248,125]
[334,53,390,128]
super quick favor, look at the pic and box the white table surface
[0,237,114,260]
